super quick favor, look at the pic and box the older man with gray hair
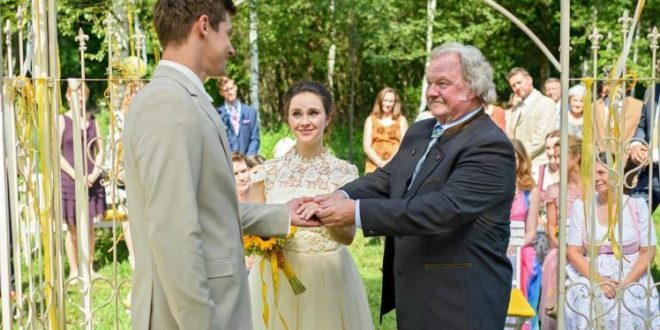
[314,42,515,329]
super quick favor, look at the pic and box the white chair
[506,221,535,329]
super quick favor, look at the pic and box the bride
[248,81,374,329]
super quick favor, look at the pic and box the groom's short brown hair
[154,0,236,48]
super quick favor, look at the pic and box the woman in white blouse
[564,152,659,328]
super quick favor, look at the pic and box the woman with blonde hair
[539,134,582,329]
[509,139,541,328]
[362,87,408,173]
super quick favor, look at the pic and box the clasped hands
[286,191,356,228]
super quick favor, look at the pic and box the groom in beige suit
[123,1,318,329]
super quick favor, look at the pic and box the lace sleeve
[261,159,279,195]
[335,161,359,188]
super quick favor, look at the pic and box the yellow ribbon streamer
[259,258,269,327]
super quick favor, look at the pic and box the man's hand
[313,191,347,205]
[629,144,648,166]
[287,197,321,227]
[316,199,356,228]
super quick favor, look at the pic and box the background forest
[1,0,659,164]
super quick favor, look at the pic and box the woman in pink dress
[509,140,540,300]
[539,135,582,329]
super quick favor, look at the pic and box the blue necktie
[409,125,444,189]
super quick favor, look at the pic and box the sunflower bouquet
[243,227,306,295]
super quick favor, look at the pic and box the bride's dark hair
[282,81,334,116]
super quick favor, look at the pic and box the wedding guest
[216,76,261,156]
[248,81,373,329]
[232,153,256,272]
[538,134,582,329]
[509,140,540,322]
[564,84,585,137]
[362,87,408,173]
[537,130,560,202]
[593,81,643,167]
[59,83,106,281]
[232,153,251,203]
[272,136,295,158]
[543,78,561,105]
[507,67,558,168]
[628,82,660,212]
[565,152,659,329]
[485,103,506,132]
[245,154,265,183]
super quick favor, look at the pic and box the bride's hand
[296,201,320,221]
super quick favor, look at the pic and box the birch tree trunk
[418,0,436,114]
[327,0,336,89]
[249,0,259,111]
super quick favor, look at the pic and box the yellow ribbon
[258,252,289,330]
[259,258,269,327]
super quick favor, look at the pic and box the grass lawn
[20,213,659,328]
[348,234,397,330]
[54,230,395,328]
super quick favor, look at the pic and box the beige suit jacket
[508,90,557,166]
[593,97,643,167]
[123,65,289,330]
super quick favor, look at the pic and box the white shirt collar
[435,107,482,130]
[520,89,541,112]
[159,60,214,102]
[225,101,242,114]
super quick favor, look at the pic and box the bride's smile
[287,91,331,156]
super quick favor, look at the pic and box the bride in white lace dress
[248,81,374,330]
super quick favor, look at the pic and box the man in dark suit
[628,83,660,212]
[313,42,515,329]
[216,76,260,155]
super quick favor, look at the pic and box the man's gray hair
[429,42,497,104]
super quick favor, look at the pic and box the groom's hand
[287,197,322,227]
[316,199,356,228]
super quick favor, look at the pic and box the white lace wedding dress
[248,149,374,330]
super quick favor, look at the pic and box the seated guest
[246,154,266,183]
[565,84,585,137]
[510,140,542,328]
[216,77,260,155]
[537,130,560,202]
[539,134,582,329]
[232,153,255,272]
[509,140,540,306]
[232,153,251,203]
[565,152,659,329]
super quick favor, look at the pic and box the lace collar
[287,147,330,164]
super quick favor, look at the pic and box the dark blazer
[631,84,660,211]
[341,111,515,330]
[217,101,260,155]
[635,84,660,143]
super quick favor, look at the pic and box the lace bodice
[262,149,358,252]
